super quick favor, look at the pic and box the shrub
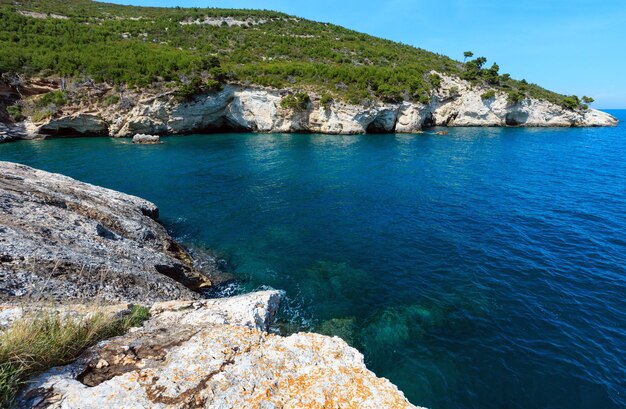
[103,94,120,106]
[582,96,594,104]
[561,95,581,111]
[507,91,525,105]
[35,91,67,109]
[280,92,310,111]
[483,63,500,85]
[30,107,57,122]
[462,56,487,81]
[175,76,203,101]
[204,78,222,92]
[481,90,496,100]
[0,305,150,407]
[418,93,431,105]
[26,91,67,121]
[6,104,23,122]
[208,66,228,83]
[428,73,442,90]
[376,83,403,103]
[320,94,333,109]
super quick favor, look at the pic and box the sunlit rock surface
[5,73,616,143]
[17,291,420,409]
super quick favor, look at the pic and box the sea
[1,110,624,409]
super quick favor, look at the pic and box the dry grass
[0,304,150,407]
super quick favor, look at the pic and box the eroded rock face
[4,73,616,142]
[0,161,213,303]
[38,113,108,136]
[0,122,30,143]
[429,74,618,128]
[17,291,420,409]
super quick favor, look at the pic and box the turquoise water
[1,112,625,409]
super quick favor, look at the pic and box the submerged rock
[316,316,358,346]
[132,133,161,144]
[0,161,213,303]
[17,291,420,409]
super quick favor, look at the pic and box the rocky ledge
[1,73,618,142]
[0,161,214,303]
[16,291,419,408]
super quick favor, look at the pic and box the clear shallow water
[2,111,625,409]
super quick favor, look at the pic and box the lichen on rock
[16,291,421,409]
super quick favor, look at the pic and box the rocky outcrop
[429,75,616,128]
[0,122,29,143]
[132,133,161,144]
[37,113,108,136]
[0,161,214,303]
[17,291,420,409]
[2,73,617,142]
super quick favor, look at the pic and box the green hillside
[0,0,586,109]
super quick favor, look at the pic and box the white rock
[37,113,108,135]
[0,306,22,327]
[17,291,421,409]
[16,77,617,142]
[132,133,161,144]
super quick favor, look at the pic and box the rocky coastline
[0,161,213,304]
[0,162,420,408]
[0,73,618,144]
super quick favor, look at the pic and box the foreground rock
[2,72,616,142]
[0,161,213,303]
[17,291,419,409]
[132,133,161,144]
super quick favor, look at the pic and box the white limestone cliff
[5,73,618,142]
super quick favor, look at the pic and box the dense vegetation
[0,0,589,109]
[0,305,150,407]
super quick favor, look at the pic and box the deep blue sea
[1,111,625,409]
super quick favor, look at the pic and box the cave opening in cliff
[366,121,393,134]
[422,112,436,128]
[192,117,252,134]
[505,112,529,127]
[366,114,397,134]
[38,127,104,138]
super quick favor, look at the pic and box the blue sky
[108,0,626,108]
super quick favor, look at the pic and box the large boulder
[0,161,213,303]
[132,133,161,144]
[17,291,420,409]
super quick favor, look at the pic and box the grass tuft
[0,304,150,408]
